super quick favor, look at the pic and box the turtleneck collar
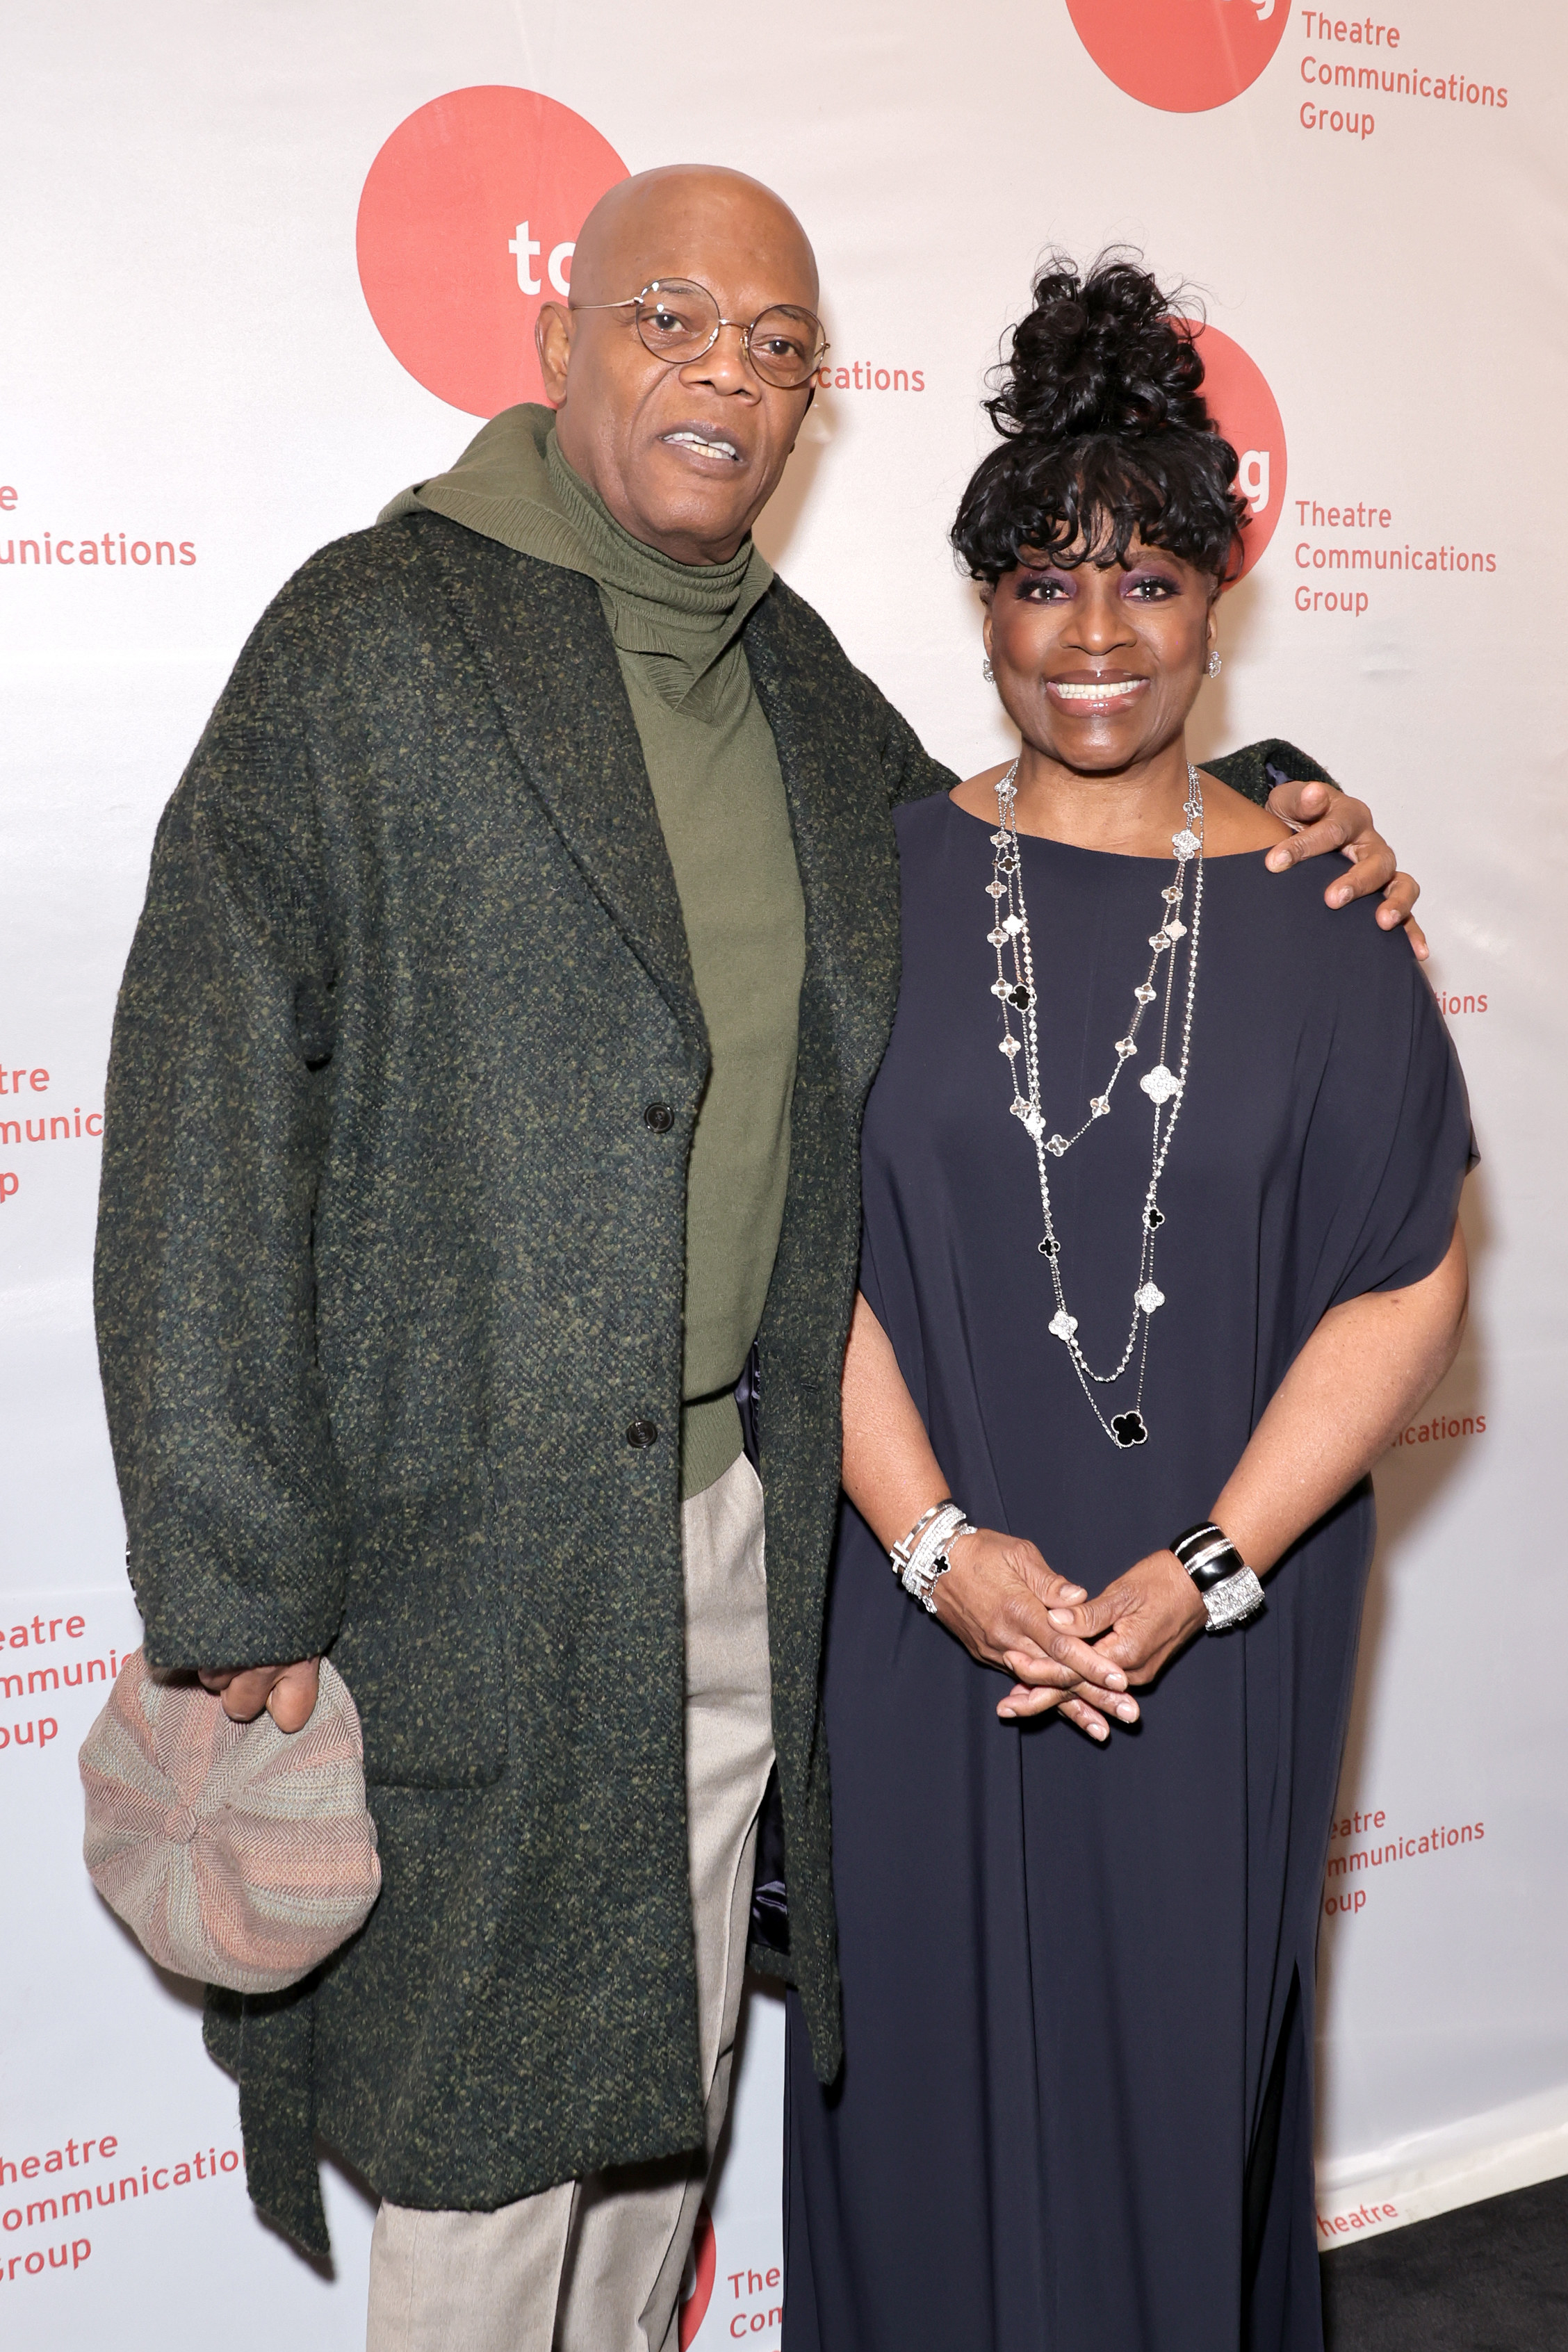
[379,402,774,705]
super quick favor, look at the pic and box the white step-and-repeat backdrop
[3,2,1564,2342]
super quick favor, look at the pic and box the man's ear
[783,382,815,454]
[536,302,573,405]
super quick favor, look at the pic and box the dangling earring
[982,657,995,683]
[1206,650,1222,679]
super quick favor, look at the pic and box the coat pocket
[331,1480,508,1789]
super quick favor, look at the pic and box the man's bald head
[537,165,822,565]
[568,165,818,309]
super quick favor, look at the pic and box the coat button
[643,1102,674,1133]
[625,1419,660,1448]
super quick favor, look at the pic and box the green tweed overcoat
[94,505,1316,2253]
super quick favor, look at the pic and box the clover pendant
[1140,1065,1182,1106]
[1111,1411,1149,1447]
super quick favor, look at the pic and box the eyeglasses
[570,279,829,390]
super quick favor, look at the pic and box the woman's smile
[1045,670,1150,712]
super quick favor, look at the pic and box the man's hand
[197,1657,321,1732]
[933,1528,1141,1738]
[1264,777,1428,961]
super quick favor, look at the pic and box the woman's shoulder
[1196,769,1293,855]
[893,787,967,846]
[1220,851,1434,1025]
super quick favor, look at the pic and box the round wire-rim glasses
[571,279,828,389]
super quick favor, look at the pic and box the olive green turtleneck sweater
[381,406,806,1496]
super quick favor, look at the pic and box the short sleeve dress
[782,790,1474,2352]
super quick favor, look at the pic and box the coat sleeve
[1207,737,1338,807]
[94,605,350,1671]
[865,678,958,809]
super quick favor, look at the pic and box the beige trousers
[366,1453,775,2352]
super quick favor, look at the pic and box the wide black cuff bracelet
[1171,1521,1244,1589]
[1170,1521,1266,1633]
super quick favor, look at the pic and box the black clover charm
[1008,984,1034,1011]
[1111,1411,1150,1448]
[1037,1234,1057,1259]
[1143,1204,1166,1233]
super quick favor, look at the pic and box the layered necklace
[985,759,1204,1448]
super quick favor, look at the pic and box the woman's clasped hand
[933,1530,1204,1735]
[931,1525,1150,1735]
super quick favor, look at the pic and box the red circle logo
[357,87,628,418]
[678,2205,717,2347]
[1186,322,1285,578]
[1067,0,1291,111]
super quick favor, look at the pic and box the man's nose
[678,322,759,396]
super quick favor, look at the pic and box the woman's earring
[1206,650,1223,679]
[982,657,995,683]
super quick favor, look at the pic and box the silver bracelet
[1169,1520,1266,1635]
[890,1501,951,1571]
[890,1500,977,1615]
[1202,1565,1266,1631]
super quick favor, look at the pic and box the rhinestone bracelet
[890,1500,977,1615]
[1170,1520,1266,1635]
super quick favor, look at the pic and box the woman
[782,259,1473,2351]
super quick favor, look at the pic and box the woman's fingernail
[1062,1585,1086,1601]
[1106,1672,1126,1688]
[1266,847,1289,869]
[1118,1702,1138,1720]
[1049,1608,1072,1626]
[999,1707,1016,1720]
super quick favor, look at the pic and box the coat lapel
[417,515,706,1060]
[743,591,903,1102]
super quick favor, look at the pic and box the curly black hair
[952,253,1249,587]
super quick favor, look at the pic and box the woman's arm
[842,1291,1140,1736]
[1017,1223,1470,1719]
[1212,1222,1468,1571]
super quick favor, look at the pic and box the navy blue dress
[783,791,1473,2352]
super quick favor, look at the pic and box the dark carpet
[1321,2173,1568,2351]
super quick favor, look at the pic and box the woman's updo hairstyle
[952,252,1249,588]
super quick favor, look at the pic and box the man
[94,165,1416,2350]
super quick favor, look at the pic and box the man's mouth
[660,427,743,465]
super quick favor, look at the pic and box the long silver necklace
[986,760,1204,1448]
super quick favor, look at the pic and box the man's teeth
[1053,679,1146,701]
[664,432,740,461]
